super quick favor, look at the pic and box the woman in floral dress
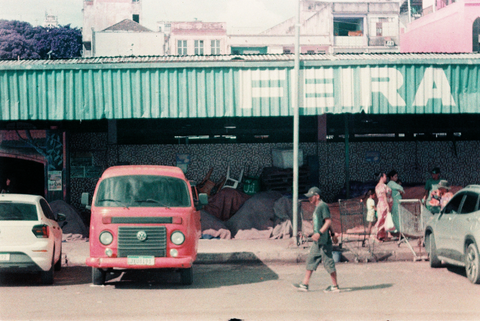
[374,172,393,241]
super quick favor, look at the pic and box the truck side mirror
[81,192,91,210]
[195,193,208,210]
[199,193,208,205]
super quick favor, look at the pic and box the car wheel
[54,249,62,271]
[465,243,480,284]
[428,234,442,268]
[40,255,55,285]
[92,268,106,285]
[180,267,193,285]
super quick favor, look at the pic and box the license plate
[0,254,10,261]
[127,256,154,266]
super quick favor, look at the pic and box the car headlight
[171,231,185,245]
[99,231,113,245]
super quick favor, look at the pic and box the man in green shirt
[293,187,340,293]
[423,167,441,209]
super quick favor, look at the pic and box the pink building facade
[400,0,480,52]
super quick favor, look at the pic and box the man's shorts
[306,241,336,274]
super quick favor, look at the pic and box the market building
[1,53,480,218]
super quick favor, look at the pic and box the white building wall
[83,0,142,43]
[94,32,165,56]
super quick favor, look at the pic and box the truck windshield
[94,175,191,208]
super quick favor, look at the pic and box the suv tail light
[32,224,49,238]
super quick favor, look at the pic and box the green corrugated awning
[1,53,480,121]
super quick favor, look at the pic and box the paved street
[1,261,479,321]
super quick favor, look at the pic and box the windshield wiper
[134,199,170,208]
[97,199,129,209]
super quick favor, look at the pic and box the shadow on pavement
[446,265,467,278]
[345,283,394,292]
[110,260,278,290]
[0,266,91,287]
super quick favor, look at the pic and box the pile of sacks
[200,189,317,240]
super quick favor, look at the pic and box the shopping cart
[338,199,376,262]
[397,199,429,261]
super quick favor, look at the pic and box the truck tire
[180,267,193,285]
[92,268,106,285]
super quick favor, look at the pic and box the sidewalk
[62,237,428,267]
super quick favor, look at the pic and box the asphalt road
[1,261,479,321]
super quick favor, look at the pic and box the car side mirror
[57,213,66,222]
[81,192,91,210]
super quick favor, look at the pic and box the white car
[425,185,480,284]
[0,194,65,285]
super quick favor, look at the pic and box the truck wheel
[180,267,193,285]
[465,243,480,284]
[92,268,106,285]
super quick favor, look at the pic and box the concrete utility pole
[293,0,301,245]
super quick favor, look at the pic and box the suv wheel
[465,243,480,284]
[428,234,442,268]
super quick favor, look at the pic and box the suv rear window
[0,203,38,221]
[94,175,191,208]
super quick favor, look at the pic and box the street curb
[61,240,427,267]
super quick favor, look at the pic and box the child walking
[365,189,376,238]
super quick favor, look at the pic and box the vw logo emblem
[136,230,147,242]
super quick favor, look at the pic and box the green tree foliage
[0,20,82,60]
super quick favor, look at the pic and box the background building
[228,0,401,54]
[43,14,58,28]
[400,0,480,52]
[83,0,142,57]
[93,19,164,56]
[159,21,228,56]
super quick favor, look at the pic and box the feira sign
[2,60,479,121]
[238,66,474,115]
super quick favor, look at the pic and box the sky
[0,0,296,33]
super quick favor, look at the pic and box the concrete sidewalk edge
[61,238,429,267]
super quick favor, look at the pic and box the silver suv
[425,185,480,284]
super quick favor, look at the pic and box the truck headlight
[99,231,113,245]
[171,231,185,245]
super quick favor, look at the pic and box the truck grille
[117,226,167,257]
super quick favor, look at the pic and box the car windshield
[94,175,191,208]
[0,203,38,221]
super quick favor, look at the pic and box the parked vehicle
[0,194,65,285]
[425,185,480,284]
[82,165,207,286]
